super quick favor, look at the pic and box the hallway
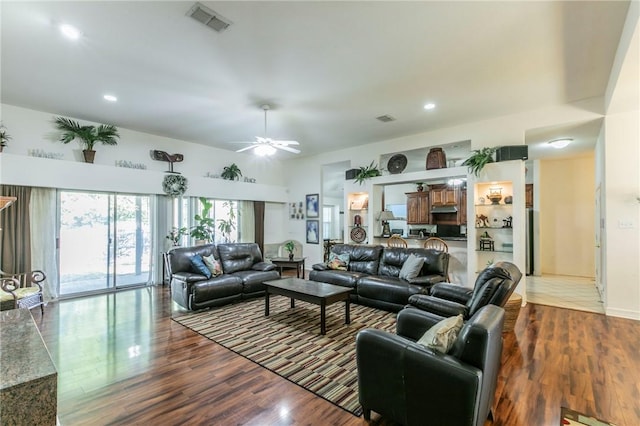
[526,274,604,314]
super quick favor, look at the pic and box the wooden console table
[271,257,306,278]
[0,309,57,425]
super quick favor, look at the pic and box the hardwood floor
[33,284,639,426]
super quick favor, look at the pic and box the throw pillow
[399,253,425,280]
[417,314,464,354]
[327,252,350,271]
[190,254,212,279]
[202,254,222,277]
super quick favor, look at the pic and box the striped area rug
[172,296,397,416]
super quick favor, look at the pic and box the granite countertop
[0,309,57,390]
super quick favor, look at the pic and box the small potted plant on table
[284,241,296,260]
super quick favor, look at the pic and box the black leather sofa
[309,244,449,312]
[356,304,505,426]
[168,243,280,310]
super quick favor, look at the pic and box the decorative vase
[288,253,294,261]
[416,183,424,192]
[426,147,446,170]
[83,149,96,163]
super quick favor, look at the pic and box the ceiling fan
[235,105,300,156]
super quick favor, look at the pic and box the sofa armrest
[252,262,276,272]
[407,294,468,318]
[312,263,328,271]
[396,308,445,341]
[430,283,473,304]
[172,271,208,283]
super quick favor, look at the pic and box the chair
[406,261,522,321]
[356,305,505,426]
[423,237,450,281]
[387,235,408,248]
[423,237,448,252]
[0,270,46,314]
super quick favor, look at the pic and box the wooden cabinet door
[444,188,458,206]
[406,192,429,224]
[525,184,533,208]
[460,189,467,224]
[430,188,445,206]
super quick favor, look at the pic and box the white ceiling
[1,1,630,158]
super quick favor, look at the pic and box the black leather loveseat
[169,243,279,310]
[309,244,449,312]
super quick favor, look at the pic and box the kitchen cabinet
[406,191,429,224]
[525,184,533,208]
[430,185,458,207]
[460,189,467,224]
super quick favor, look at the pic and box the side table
[270,257,306,278]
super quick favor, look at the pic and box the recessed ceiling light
[548,138,572,149]
[103,94,118,102]
[423,103,436,110]
[59,24,81,40]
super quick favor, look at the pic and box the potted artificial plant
[166,227,188,247]
[354,161,382,185]
[0,124,10,153]
[54,116,120,163]
[221,163,243,181]
[190,197,215,244]
[284,241,296,260]
[462,147,499,176]
[216,201,237,243]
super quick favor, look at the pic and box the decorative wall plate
[350,226,367,243]
[387,154,408,174]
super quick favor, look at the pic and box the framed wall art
[306,194,319,218]
[306,220,319,244]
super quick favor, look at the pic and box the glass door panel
[114,195,151,287]
[59,192,113,295]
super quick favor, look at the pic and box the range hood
[431,206,458,214]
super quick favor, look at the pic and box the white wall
[539,154,596,277]
[0,104,288,196]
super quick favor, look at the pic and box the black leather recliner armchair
[356,305,505,426]
[406,261,522,320]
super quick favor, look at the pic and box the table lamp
[379,210,395,237]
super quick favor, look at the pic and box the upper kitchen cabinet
[406,191,429,224]
[430,184,459,207]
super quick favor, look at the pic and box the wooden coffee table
[263,277,352,335]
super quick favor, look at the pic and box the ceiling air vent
[187,2,232,33]
[376,115,396,123]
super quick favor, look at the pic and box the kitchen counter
[374,235,467,242]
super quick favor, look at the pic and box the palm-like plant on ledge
[54,116,120,163]
[354,161,382,185]
[462,147,499,176]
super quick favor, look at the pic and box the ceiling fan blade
[277,145,301,154]
[273,140,299,146]
[236,145,256,153]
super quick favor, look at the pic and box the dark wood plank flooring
[33,282,640,426]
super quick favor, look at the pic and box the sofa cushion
[417,314,464,354]
[217,243,265,274]
[308,269,366,290]
[169,244,217,275]
[399,254,424,280]
[191,275,243,304]
[202,254,222,276]
[327,252,350,270]
[329,244,383,275]
[232,269,280,294]
[190,254,212,279]
[357,276,426,306]
[379,247,448,280]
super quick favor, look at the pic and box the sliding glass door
[58,191,152,296]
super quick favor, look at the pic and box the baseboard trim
[605,307,640,320]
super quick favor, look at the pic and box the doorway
[58,191,152,296]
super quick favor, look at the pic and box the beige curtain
[0,185,32,273]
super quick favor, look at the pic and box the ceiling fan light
[254,144,276,156]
